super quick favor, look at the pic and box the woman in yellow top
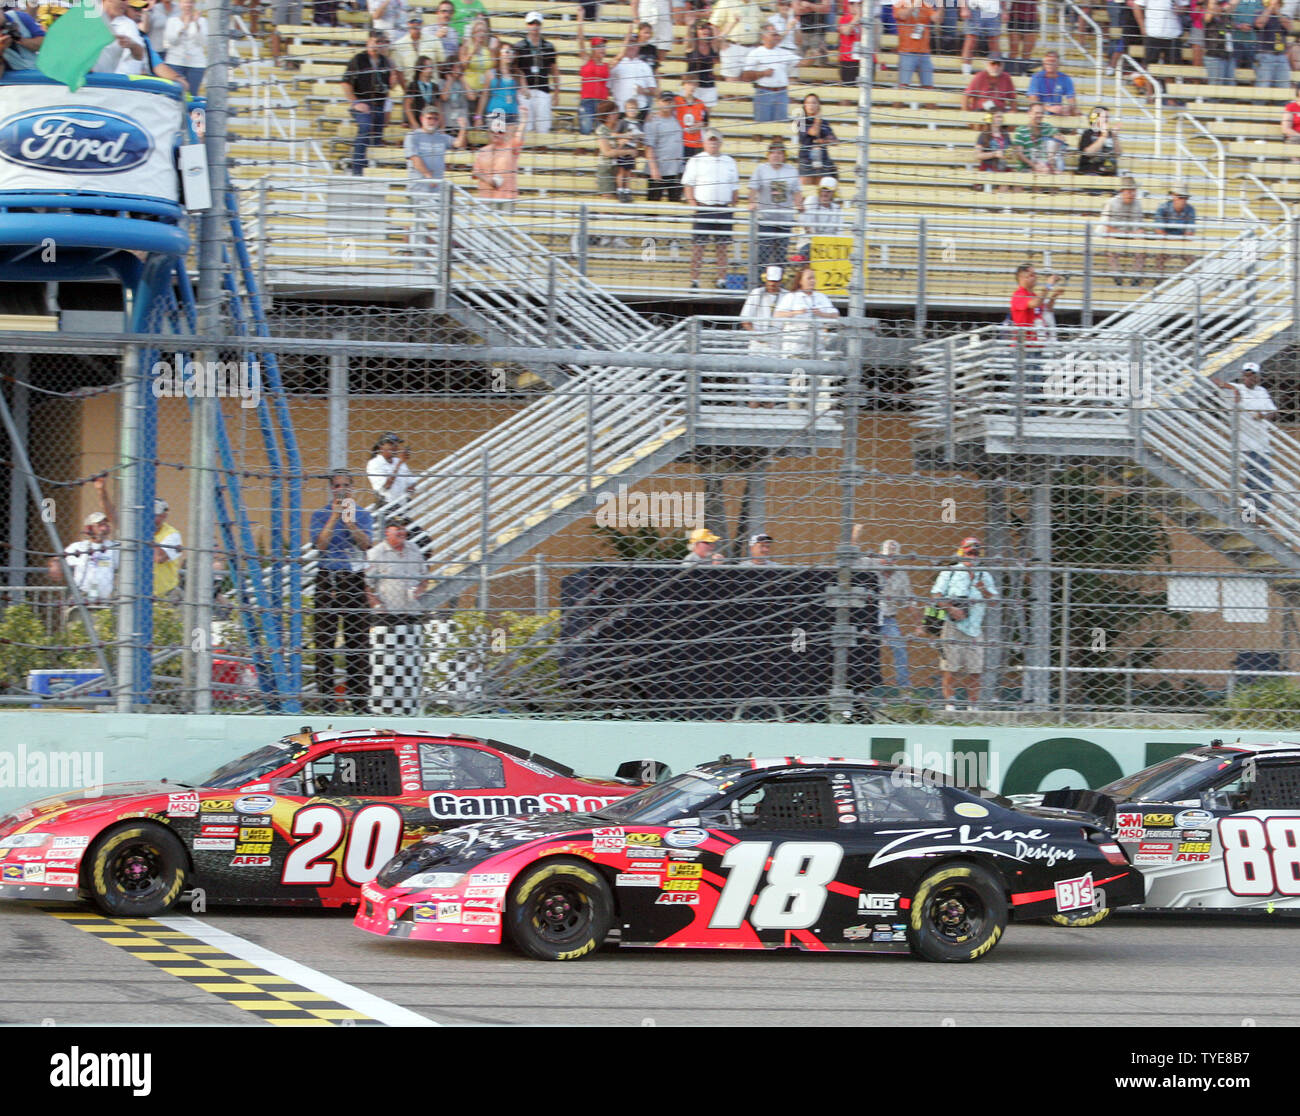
[459,16,494,123]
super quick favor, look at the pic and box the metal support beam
[1027,477,1053,709]
[5,357,28,589]
[328,334,349,472]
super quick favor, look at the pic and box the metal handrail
[1114,54,1164,157]
[1059,0,1106,100]
[1179,111,1228,219]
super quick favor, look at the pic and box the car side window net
[419,743,506,790]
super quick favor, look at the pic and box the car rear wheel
[87,823,188,917]
[505,858,613,962]
[907,863,1008,962]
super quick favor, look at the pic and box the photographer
[1,3,44,74]
[926,536,997,713]
[1077,106,1122,176]
[367,430,414,506]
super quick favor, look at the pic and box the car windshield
[1100,755,1221,803]
[195,742,294,789]
[591,769,730,825]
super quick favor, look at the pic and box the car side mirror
[699,809,731,829]
[267,776,304,796]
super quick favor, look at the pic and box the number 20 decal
[281,803,404,888]
[1219,816,1300,897]
[709,841,844,930]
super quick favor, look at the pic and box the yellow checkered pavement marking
[46,910,380,1026]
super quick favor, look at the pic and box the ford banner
[0,80,183,202]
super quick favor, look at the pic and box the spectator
[365,516,433,618]
[748,139,803,267]
[852,529,914,691]
[311,470,374,714]
[368,0,408,37]
[121,0,188,85]
[405,55,441,129]
[440,59,471,132]
[515,11,559,134]
[48,480,119,606]
[1077,105,1123,174]
[1130,0,1185,66]
[893,0,941,90]
[143,0,177,42]
[1008,264,1063,383]
[389,15,432,78]
[471,105,528,205]
[1203,0,1236,84]
[152,498,183,602]
[740,264,787,404]
[448,0,487,40]
[740,532,781,565]
[610,33,658,119]
[1107,0,1139,74]
[775,264,839,357]
[1284,81,1300,151]
[1188,0,1207,69]
[428,0,460,59]
[712,0,764,78]
[682,128,741,289]
[1012,102,1064,172]
[683,20,721,106]
[406,106,465,254]
[93,0,146,74]
[770,0,803,52]
[1027,49,1078,114]
[1,0,43,70]
[458,17,493,126]
[975,110,1013,176]
[1003,0,1038,73]
[343,31,403,176]
[800,176,845,257]
[1101,174,1148,285]
[480,42,524,123]
[673,77,710,159]
[368,432,414,504]
[594,99,621,198]
[614,97,645,200]
[1153,181,1197,270]
[645,90,686,201]
[637,0,675,58]
[795,92,838,185]
[928,536,997,712]
[796,0,833,65]
[960,0,1004,76]
[837,0,864,84]
[681,526,724,564]
[162,0,205,94]
[576,14,611,135]
[964,53,1018,113]
[1233,0,1263,77]
[1221,361,1276,514]
[1253,0,1292,86]
[634,19,662,70]
[741,23,800,121]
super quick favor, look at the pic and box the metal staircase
[913,220,1300,584]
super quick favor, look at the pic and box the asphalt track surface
[2,903,1298,1027]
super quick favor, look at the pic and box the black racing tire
[505,858,613,962]
[907,862,1008,962]
[86,823,188,918]
[1050,905,1112,927]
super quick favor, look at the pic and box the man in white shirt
[682,128,740,289]
[1130,0,1186,67]
[610,40,657,115]
[48,512,120,604]
[748,139,803,267]
[740,264,786,404]
[95,0,147,74]
[712,0,765,77]
[368,0,409,35]
[1222,361,1277,515]
[800,175,845,259]
[740,24,800,121]
[367,431,415,505]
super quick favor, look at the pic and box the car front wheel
[505,858,613,962]
[907,863,1008,962]
[86,823,189,917]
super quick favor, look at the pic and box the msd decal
[0,107,153,174]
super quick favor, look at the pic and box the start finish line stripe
[45,910,434,1027]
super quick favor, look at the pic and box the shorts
[1007,0,1038,33]
[597,160,615,194]
[1188,26,1205,47]
[692,205,733,241]
[271,0,304,22]
[939,623,985,675]
[965,11,1002,38]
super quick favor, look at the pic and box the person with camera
[367,431,415,506]
[925,536,997,712]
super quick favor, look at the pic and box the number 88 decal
[1219,816,1300,897]
[281,803,404,887]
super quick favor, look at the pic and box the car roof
[1193,741,1300,760]
[297,728,578,777]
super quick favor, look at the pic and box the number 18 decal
[282,803,404,887]
[709,841,844,930]
[1219,816,1300,896]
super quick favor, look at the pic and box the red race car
[0,727,659,916]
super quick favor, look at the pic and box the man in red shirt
[577,13,610,135]
[1281,82,1300,151]
[1009,263,1063,409]
[674,77,710,159]
[963,55,1018,114]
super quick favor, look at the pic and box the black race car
[356,756,1143,962]
[1017,739,1300,916]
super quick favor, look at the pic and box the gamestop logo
[0,107,153,174]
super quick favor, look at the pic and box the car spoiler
[1040,788,1117,827]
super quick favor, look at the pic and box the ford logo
[0,106,153,175]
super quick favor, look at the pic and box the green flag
[36,0,116,93]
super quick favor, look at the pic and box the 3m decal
[710,841,844,931]
[167,792,200,817]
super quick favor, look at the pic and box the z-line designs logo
[0,107,154,174]
[868,826,1078,869]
